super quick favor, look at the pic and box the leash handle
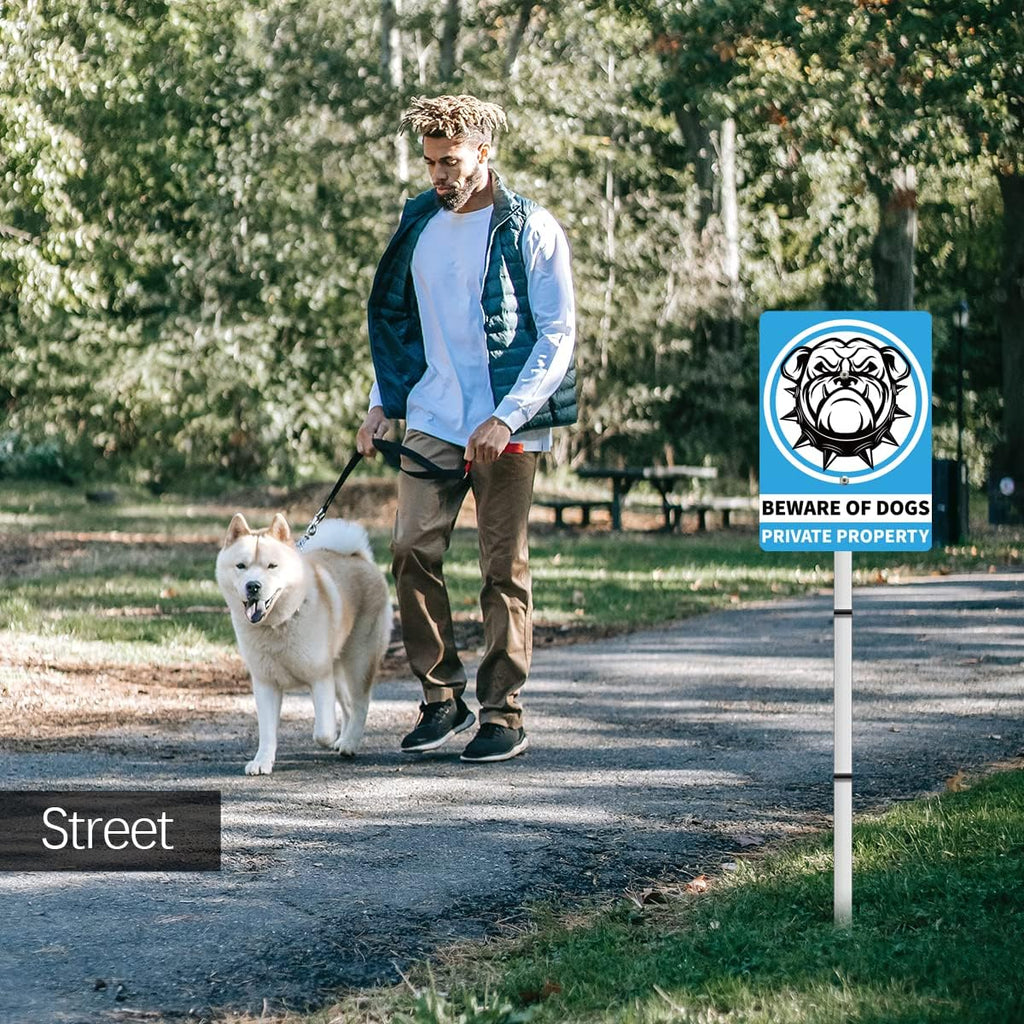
[372,438,468,480]
[296,451,364,549]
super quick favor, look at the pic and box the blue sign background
[760,311,932,551]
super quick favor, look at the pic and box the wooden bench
[534,497,614,527]
[576,464,718,530]
[662,495,758,531]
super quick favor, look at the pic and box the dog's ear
[781,346,811,382]
[224,513,252,547]
[268,513,292,544]
[880,344,911,382]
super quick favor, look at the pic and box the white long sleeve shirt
[368,201,575,452]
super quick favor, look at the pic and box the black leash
[296,450,364,549]
[295,440,468,549]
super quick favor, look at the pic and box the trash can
[932,458,967,546]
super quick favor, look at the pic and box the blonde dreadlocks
[400,94,508,143]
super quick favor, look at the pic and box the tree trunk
[671,108,750,474]
[676,107,715,234]
[599,53,617,374]
[414,29,429,86]
[381,0,408,182]
[439,0,461,83]
[870,165,917,310]
[679,113,742,347]
[381,0,401,85]
[718,116,742,346]
[504,1,535,79]
[996,170,1024,492]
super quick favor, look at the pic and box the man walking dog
[356,94,576,762]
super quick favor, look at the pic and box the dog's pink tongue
[246,601,266,624]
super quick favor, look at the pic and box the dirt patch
[0,643,251,745]
[1,622,626,746]
[0,489,639,745]
[0,615,628,744]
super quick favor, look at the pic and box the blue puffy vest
[366,173,577,433]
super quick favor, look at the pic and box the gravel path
[2,570,1023,1023]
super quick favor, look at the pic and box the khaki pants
[391,430,537,729]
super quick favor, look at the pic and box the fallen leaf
[519,980,562,1005]
[946,770,969,792]
[685,875,709,894]
[639,887,669,905]
[735,834,767,848]
[625,886,670,907]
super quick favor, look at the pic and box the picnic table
[575,464,719,531]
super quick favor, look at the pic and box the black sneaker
[400,697,475,753]
[460,723,528,763]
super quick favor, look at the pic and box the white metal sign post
[759,312,932,926]
[833,550,853,925]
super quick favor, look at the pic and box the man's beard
[437,168,486,211]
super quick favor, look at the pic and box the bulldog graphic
[780,336,911,469]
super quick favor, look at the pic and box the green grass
[1,481,1022,650]
[316,769,1024,1024]
[0,480,239,536]
[0,539,235,646]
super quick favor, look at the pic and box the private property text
[759,526,931,546]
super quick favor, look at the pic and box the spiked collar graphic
[778,335,912,472]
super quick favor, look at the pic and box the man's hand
[465,416,512,466]
[356,406,390,458]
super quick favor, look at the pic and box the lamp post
[952,299,969,542]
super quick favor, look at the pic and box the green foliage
[2,0,387,486]
[0,0,1019,485]
[0,432,78,482]
[643,0,1011,469]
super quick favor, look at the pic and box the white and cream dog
[216,513,392,775]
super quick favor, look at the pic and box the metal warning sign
[760,312,932,551]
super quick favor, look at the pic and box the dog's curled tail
[299,518,375,562]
